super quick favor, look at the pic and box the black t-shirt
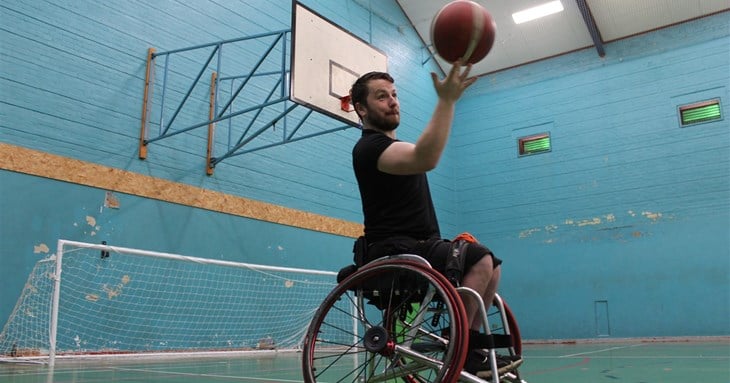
[352,129,440,242]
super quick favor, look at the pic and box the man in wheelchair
[349,61,520,377]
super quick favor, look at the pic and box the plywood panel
[0,142,362,238]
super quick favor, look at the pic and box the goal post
[0,239,354,366]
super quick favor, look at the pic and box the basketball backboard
[291,2,388,127]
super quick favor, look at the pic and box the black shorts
[365,236,502,275]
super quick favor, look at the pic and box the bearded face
[357,79,400,132]
[364,104,400,131]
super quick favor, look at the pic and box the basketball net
[340,95,353,112]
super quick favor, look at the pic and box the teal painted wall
[453,12,730,339]
[0,0,444,337]
[1,0,728,341]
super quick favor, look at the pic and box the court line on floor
[559,343,646,358]
[522,357,591,376]
[111,367,303,382]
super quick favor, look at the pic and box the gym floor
[1,340,728,383]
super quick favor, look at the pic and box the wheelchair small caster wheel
[363,326,390,353]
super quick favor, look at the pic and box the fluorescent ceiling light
[512,1,564,24]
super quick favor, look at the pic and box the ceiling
[395,0,729,76]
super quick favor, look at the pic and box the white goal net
[0,239,350,365]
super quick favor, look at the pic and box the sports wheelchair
[302,254,526,383]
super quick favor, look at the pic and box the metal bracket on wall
[138,30,351,175]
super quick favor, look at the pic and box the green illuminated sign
[519,133,551,156]
[679,99,722,126]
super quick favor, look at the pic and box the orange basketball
[430,0,496,64]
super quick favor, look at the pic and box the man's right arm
[377,61,477,175]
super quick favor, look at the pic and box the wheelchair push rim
[301,259,469,383]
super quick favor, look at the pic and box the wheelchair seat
[337,256,432,310]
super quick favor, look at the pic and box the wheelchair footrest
[469,353,524,380]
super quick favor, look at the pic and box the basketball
[430,0,496,64]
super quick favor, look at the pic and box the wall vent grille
[679,98,722,126]
[519,132,551,156]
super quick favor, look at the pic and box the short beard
[368,113,399,132]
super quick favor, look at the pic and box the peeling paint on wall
[642,211,663,221]
[81,216,103,236]
[103,283,123,299]
[98,275,131,300]
[577,217,602,227]
[519,228,541,238]
[518,210,672,242]
[104,191,120,209]
[85,294,99,302]
[33,243,49,254]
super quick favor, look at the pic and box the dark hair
[350,72,394,118]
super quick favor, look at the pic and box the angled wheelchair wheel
[302,258,469,383]
[501,299,522,357]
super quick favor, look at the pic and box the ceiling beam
[576,0,605,57]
